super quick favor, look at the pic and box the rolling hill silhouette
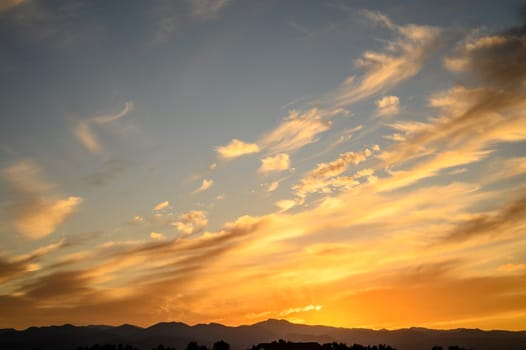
[0,319,525,350]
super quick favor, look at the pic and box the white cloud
[194,179,214,193]
[259,153,290,173]
[216,139,260,159]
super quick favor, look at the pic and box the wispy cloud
[279,304,322,317]
[194,179,214,193]
[260,108,348,154]
[151,0,231,44]
[74,101,134,154]
[2,161,82,239]
[153,201,170,211]
[327,11,440,107]
[438,196,526,244]
[188,0,231,19]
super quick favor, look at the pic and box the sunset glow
[1,0,525,331]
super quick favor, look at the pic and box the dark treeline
[73,340,476,350]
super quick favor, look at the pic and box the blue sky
[1,0,526,330]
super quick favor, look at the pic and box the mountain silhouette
[1,319,525,350]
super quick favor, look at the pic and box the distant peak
[147,321,189,329]
[257,318,294,326]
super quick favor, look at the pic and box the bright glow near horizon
[0,0,525,331]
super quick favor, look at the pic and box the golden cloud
[216,139,260,159]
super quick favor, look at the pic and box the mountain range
[1,319,525,350]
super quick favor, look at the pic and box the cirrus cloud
[2,161,82,240]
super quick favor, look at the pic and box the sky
[1,0,526,331]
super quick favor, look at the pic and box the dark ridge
[0,319,525,350]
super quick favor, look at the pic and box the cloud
[2,161,82,239]
[260,108,348,154]
[293,147,376,198]
[327,12,440,107]
[267,181,280,192]
[452,29,526,89]
[129,215,145,224]
[194,179,213,193]
[150,232,166,241]
[11,196,83,240]
[188,0,231,18]
[0,256,36,285]
[0,0,25,12]
[74,121,101,153]
[151,0,231,45]
[376,95,400,116]
[216,139,260,159]
[498,263,526,273]
[275,199,298,212]
[279,304,322,317]
[376,18,526,188]
[172,210,208,234]
[218,108,348,168]
[153,200,170,211]
[258,153,290,173]
[74,101,133,154]
[439,196,526,244]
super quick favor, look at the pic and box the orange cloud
[2,161,82,239]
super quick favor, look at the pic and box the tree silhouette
[187,341,200,350]
[213,340,230,350]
